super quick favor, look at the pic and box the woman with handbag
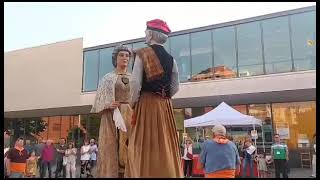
[65,142,77,178]
[182,139,193,177]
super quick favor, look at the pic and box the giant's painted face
[116,50,130,69]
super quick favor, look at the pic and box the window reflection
[174,109,185,144]
[83,50,99,91]
[204,106,213,113]
[190,31,213,82]
[124,44,134,73]
[248,104,273,146]
[47,116,61,143]
[170,34,191,82]
[132,41,146,50]
[290,11,316,71]
[237,22,264,77]
[184,108,192,119]
[262,16,292,74]
[232,105,248,115]
[174,109,184,131]
[99,47,114,81]
[83,114,101,141]
[132,42,147,72]
[212,27,237,79]
[163,39,170,53]
[272,101,316,150]
[192,107,205,118]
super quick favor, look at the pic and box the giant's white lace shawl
[90,70,130,132]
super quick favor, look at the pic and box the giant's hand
[109,101,120,109]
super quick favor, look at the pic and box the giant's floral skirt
[95,104,132,178]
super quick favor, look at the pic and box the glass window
[248,104,273,148]
[237,22,264,77]
[164,38,170,53]
[66,115,81,144]
[68,115,86,147]
[124,44,134,73]
[212,27,237,79]
[83,50,99,91]
[204,106,213,113]
[47,116,61,143]
[170,34,191,82]
[262,16,292,74]
[184,108,192,119]
[173,108,185,145]
[191,31,213,82]
[290,11,316,71]
[272,101,316,150]
[232,105,248,115]
[39,117,49,141]
[99,47,114,81]
[184,107,196,142]
[192,107,205,118]
[61,116,72,140]
[132,41,146,51]
[84,114,101,141]
[132,42,147,71]
[8,118,48,145]
[174,109,184,131]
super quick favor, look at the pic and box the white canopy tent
[184,102,265,151]
[184,102,262,127]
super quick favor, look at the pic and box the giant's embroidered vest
[139,44,173,98]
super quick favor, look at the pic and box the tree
[67,127,86,148]
[11,118,48,141]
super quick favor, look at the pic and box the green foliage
[10,118,47,140]
[67,127,85,148]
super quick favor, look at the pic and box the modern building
[4,6,315,168]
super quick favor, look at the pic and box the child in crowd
[26,151,39,178]
[255,153,268,178]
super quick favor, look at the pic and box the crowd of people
[180,128,311,178]
[4,137,99,178]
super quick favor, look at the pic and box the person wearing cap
[91,44,133,178]
[199,125,241,178]
[127,19,182,177]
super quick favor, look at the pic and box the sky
[4,2,316,52]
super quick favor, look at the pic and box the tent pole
[262,126,265,153]
[202,128,205,140]
[253,123,257,147]
[196,127,198,143]
[253,123,259,178]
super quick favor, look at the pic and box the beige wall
[5,38,84,113]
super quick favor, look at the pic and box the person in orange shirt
[6,137,29,178]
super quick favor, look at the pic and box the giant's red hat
[146,19,171,35]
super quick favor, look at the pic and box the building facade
[4,6,316,167]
